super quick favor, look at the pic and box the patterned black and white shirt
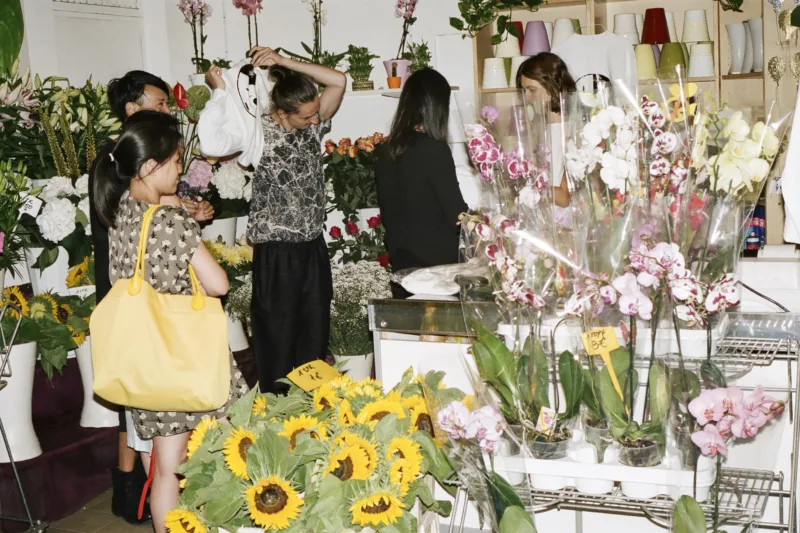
[247,116,331,243]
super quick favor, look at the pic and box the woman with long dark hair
[516,52,577,207]
[376,68,468,298]
[93,111,248,533]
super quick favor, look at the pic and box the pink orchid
[436,401,471,440]
[652,130,679,155]
[649,157,670,177]
[518,184,541,208]
[732,412,769,439]
[612,273,653,320]
[465,405,504,453]
[705,274,741,314]
[691,424,729,457]
[232,0,262,16]
[740,386,776,418]
[599,285,618,305]
[722,387,744,414]
[649,242,685,271]
[474,223,493,240]
[0,231,4,255]
[667,267,704,303]
[675,304,706,327]
[716,415,735,440]
[669,161,689,193]
[480,106,499,125]
[688,388,728,425]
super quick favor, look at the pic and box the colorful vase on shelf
[635,44,658,80]
[748,18,764,73]
[523,21,550,56]
[641,8,671,45]
[658,43,686,79]
[614,13,640,46]
[483,57,509,89]
[683,9,711,44]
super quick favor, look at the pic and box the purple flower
[691,424,728,457]
[436,401,470,440]
[688,388,728,426]
[185,159,213,189]
[465,406,504,453]
[0,231,4,255]
[631,222,656,249]
[481,106,499,125]
[667,267,704,304]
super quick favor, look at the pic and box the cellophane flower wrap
[420,371,537,533]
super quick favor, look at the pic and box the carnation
[78,197,92,235]
[75,174,89,196]
[211,162,248,200]
[37,197,77,242]
[39,176,76,203]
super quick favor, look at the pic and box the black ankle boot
[112,467,151,524]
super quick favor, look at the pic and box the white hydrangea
[39,176,76,203]
[37,197,77,242]
[211,163,247,200]
[78,196,91,235]
[74,174,89,196]
[243,179,252,202]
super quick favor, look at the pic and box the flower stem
[628,316,635,418]
[712,453,722,530]
[247,16,252,49]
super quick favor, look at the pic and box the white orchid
[724,111,751,142]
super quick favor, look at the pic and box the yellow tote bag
[90,205,230,412]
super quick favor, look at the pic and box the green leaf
[488,471,525,516]
[700,359,727,389]
[648,360,670,426]
[581,368,601,420]
[559,350,584,420]
[412,431,454,491]
[594,348,636,434]
[671,369,701,404]
[203,478,245,525]
[792,6,800,28]
[302,42,314,55]
[505,21,521,39]
[499,506,537,533]
[472,322,519,408]
[449,17,465,31]
[672,496,706,533]
[283,434,328,477]
[0,0,23,75]
[246,428,288,480]
[32,246,59,271]
[490,34,503,45]
[227,388,257,427]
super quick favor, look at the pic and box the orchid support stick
[628,316,635,416]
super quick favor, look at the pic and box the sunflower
[66,257,90,288]
[186,417,217,458]
[386,437,422,470]
[345,380,382,400]
[251,396,268,417]
[165,508,206,533]
[335,432,378,471]
[409,405,435,437]
[55,302,72,325]
[2,286,29,319]
[278,414,326,450]
[71,329,87,347]
[223,427,256,480]
[27,294,58,320]
[246,476,303,530]
[389,459,419,488]
[402,395,426,412]
[327,445,371,481]
[356,398,407,427]
[350,492,405,527]
[328,374,353,394]
[337,399,356,427]
[313,383,339,412]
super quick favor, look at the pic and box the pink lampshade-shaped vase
[523,21,550,56]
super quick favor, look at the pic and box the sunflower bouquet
[66,255,95,289]
[0,287,90,377]
[169,369,455,533]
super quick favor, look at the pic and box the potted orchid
[232,0,263,50]
[177,0,213,77]
[384,0,419,87]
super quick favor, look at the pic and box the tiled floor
[49,491,151,533]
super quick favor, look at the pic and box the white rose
[39,176,76,203]
[748,158,770,183]
[211,163,247,200]
[724,111,750,142]
[37,197,77,242]
[75,174,89,196]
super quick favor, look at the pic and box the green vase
[658,42,686,79]
[572,19,582,34]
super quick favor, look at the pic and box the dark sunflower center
[256,484,288,514]
[363,498,392,515]
[57,308,68,323]
[370,411,390,422]
[289,430,302,449]
[332,456,354,480]
[179,519,197,533]
[238,437,253,459]
[319,397,331,409]
[416,414,434,435]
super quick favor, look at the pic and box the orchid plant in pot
[384,0,419,87]
[177,0,213,76]
[232,0,263,50]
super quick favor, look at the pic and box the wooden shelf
[344,87,460,99]
[722,72,765,81]
[497,0,586,12]
[639,76,716,84]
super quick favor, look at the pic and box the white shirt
[551,32,638,97]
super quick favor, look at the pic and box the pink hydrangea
[184,159,213,190]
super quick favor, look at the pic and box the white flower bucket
[227,313,250,352]
[0,269,5,292]
[0,342,43,462]
[189,73,206,87]
[24,246,70,295]
[357,208,381,232]
[76,337,120,428]
[202,218,237,246]
[333,353,374,381]
[235,216,249,240]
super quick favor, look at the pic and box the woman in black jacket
[375,69,468,298]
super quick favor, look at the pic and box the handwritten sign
[535,407,557,436]
[287,360,341,392]
[19,196,43,218]
[67,286,96,299]
[581,327,627,412]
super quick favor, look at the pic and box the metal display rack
[0,303,47,533]
[442,312,800,533]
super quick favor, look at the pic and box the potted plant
[329,261,391,379]
[403,40,432,73]
[345,45,378,92]
[177,0,213,79]
[232,0,263,50]
[384,0,418,87]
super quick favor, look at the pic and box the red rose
[173,82,189,110]
[346,221,359,235]
[377,253,390,268]
[325,140,336,154]
[367,216,380,229]
[329,226,342,239]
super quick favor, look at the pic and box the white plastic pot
[227,314,250,352]
[235,216,248,240]
[573,445,615,495]
[25,246,70,295]
[0,342,43,462]
[76,337,120,428]
[201,218,237,246]
[333,353,374,381]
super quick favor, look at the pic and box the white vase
[748,18,764,72]
[24,246,70,295]
[727,24,746,75]
[0,269,5,292]
[188,73,206,87]
[227,313,249,352]
[75,337,119,428]
[357,208,381,232]
[0,342,42,462]
[235,216,248,240]
[201,218,237,246]
[742,23,754,74]
[333,353,374,381]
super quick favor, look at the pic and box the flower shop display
[345,46,379,92]
[167,368,454,533]
[177,0,213,76]
[0,160,40,290]
[205,238,253,351]
[232,0,263,50]
[281,0,330,66]
[403,41,432,74]
[385,0,419,87]
[329,261,392,379]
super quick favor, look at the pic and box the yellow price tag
[287,360,341,392]
[581,327,628,413]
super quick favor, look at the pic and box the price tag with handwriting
[287,360,341,392]
[535,407,557,436]
[581,327,627,411]
[67,286,96,299]
[19,196,43,218]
